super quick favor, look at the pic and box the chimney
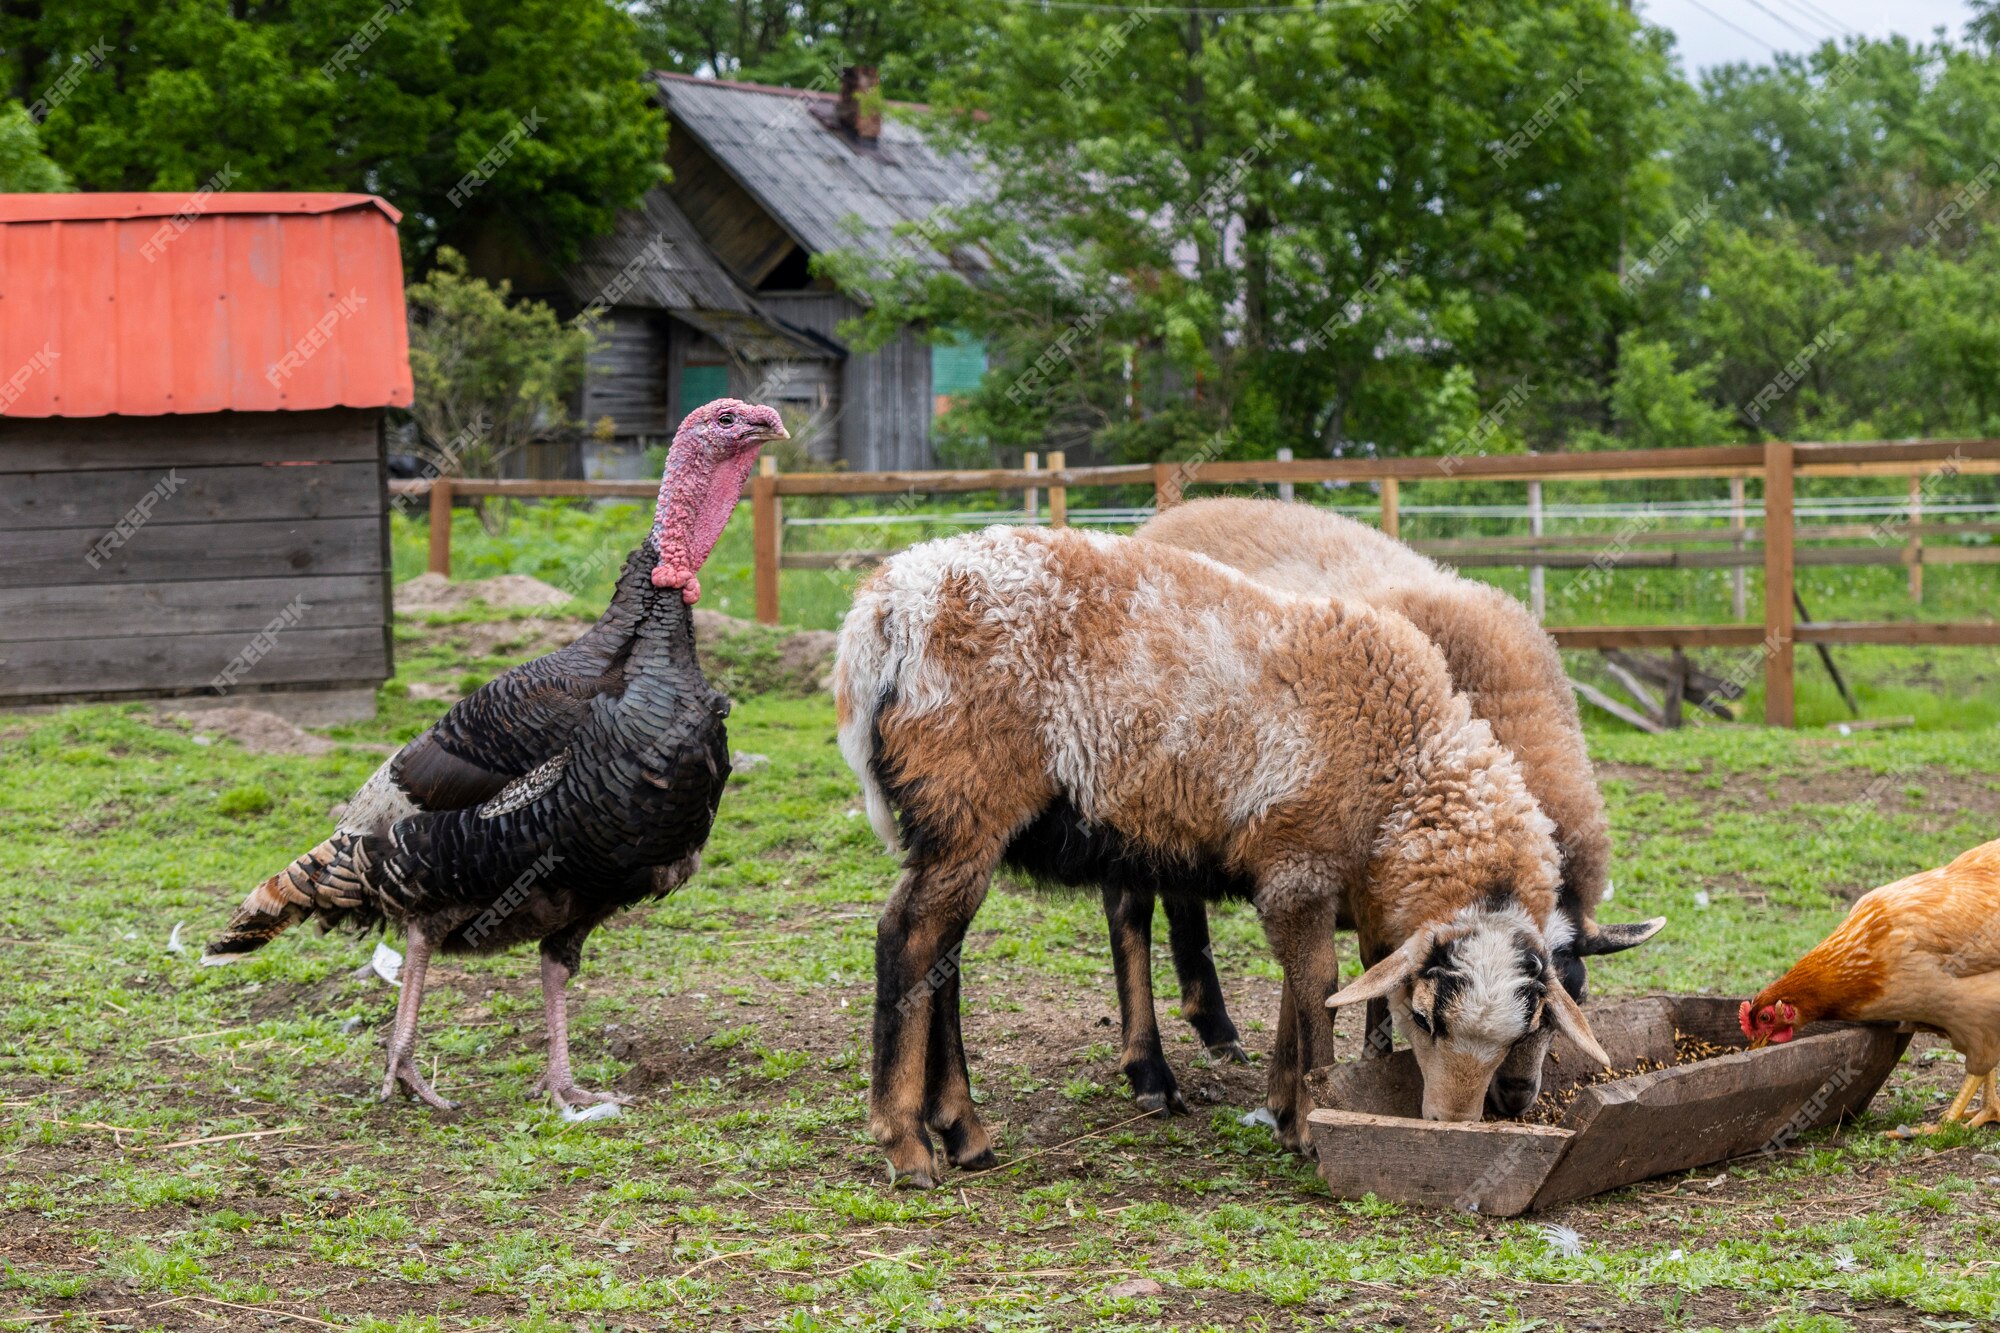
[836,66,881,141]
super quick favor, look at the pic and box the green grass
[3,612,1999,1328]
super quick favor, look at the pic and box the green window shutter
[930,333,988,397]
[681,364,730,409]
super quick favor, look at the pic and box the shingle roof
[0,192,412,417]
[560,188,829,361]
[653,72,983,274]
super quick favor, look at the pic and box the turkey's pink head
[651,398,788,602]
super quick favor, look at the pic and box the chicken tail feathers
[201,834,378,965]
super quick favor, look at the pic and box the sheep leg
[1267,978,1300,1130]
[923,921,996,1169]
[872,855,993,1189]
[1100,887,1187,1116]
[1162,893,1248,1064]
[1259,899,1343,1157]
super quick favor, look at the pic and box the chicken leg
[1965,1071,1998,1128]
[528,954,631,1110]
[1886,1070,1995,1137]
[380,923,457,1111]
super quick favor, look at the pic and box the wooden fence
[394,438,2000,727]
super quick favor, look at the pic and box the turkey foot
[532,952,631,1111]
[382,1055,459,1111]
[378,923,457,1111]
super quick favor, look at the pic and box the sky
[1644,0,1977,73]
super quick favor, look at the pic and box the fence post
[1907,473,1923,603]
[427,477,453,578]
[1023,451,1039,520]
[1762,440,1795,727]
[753,455,780,626]
[1380,477,1400,540]
[1276,447,1294,503]
[1527,479,1546,621]
[1154,462,1183,511]
[1730,475,1747,621]
[1047,451,1068,527]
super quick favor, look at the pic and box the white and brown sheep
[833,524,1609,1187]
[1121,496,1663,1118]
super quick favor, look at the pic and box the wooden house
[0,192,411,720]
[474,70,990,475]
[654,69,989,472]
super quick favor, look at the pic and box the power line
[1764,0,1849,42]
[1738,0,1830,47]
[1672,0,1787,59]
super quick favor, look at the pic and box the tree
[404,248,595,496]
[0,0,663,264]
[0,100,67,191]
[631,0,978,101]
[825,0,1679,464]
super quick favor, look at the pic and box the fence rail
[393,438,2000,726]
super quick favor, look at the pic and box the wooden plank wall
[581,310,672,440]
[757,292,934,472]
[0,408,394,705]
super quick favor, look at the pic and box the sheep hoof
[887,1161,938,1190]
[1206,1040,1252,1066]
[953,1146,998,1171]
[1134,1089,1187,1117]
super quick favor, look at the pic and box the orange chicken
[1741,839,2000,1132]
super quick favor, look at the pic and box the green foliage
[0,0,663,263]
[0,100,68,191]
[403,248,595,476]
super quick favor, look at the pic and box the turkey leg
[380,922,457,1111]
[529,953,632,1109]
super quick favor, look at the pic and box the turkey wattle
[202,398,788,1111]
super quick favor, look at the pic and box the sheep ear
[1325,946,1418,1010]
[1576,916,1666,957]
[1545,981,1613,1069]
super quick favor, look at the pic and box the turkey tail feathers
[201,834,376,965]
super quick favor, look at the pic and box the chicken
[202,399,788,1112]
[1741,838,2000,1132]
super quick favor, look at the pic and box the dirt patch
[395,572,575,613]
[160,707,334,756]
[1597,760,2000,825]
[694,609,838,695]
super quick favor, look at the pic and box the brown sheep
[1116,496,1663,1119]
[834,524,1609,1186]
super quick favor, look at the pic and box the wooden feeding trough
[1306,996,1909,1216]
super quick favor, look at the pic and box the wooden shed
[0,192,412,720]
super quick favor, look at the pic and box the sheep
[1117,496,1664,1118]
[833,524,1611,1187]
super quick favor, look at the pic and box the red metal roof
[0,193,414,417]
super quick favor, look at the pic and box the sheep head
[1328,902,1610,1122]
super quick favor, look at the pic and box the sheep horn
[1324,946,1418,1009]
[1545,980,1614,1069]
[1575,916,1667,957]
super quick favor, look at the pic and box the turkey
[202,398,788,1111]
